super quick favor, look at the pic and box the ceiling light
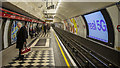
[55,0,61,13]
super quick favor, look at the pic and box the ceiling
[5,1,58,21]
[2,2,40,20]
[1,1,117,23]
[54,2,116,22]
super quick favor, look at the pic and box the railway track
[53,27,118,68]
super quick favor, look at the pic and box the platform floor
[3,28,76,68]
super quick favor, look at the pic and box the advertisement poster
[84,11,108,42]
[11,21,19,44]
[74,16,80,34]
[70,18,78,34]
[68,19,73,32]
[64,20,68,30]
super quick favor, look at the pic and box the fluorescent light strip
[55,0,61,13]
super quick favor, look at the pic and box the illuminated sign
[84,11,108,42]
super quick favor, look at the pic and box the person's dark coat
[16,26,27,49]
[44,24,46,31]
[36,26,39,33]
[23,26,28,39]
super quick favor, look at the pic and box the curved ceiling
[1,1,117,23]
[3,2,47,21]
[55,2,116,21]
[2,2,41,20]
[10,2,46,21]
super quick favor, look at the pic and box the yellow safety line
[54,33,71,68]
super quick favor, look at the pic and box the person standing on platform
[35,24,39,36]
[16,22,27,60]
[43,24,46,35]
[46,24,49,32]
[47,24,50,32]
[23,23,28,39]
[29,25,33,39]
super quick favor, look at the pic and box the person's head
[17,22,22,28]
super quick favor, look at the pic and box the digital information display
[84,11,108,42]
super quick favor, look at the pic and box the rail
[53,27,119,68]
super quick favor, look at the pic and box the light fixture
[55,0,61,13]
